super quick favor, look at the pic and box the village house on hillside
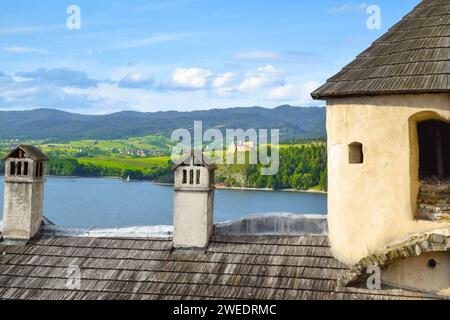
[0,0,448,300]
[227,140,256,154]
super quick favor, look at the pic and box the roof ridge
[387,22,450,32]
[368,35,450,46]
[357,50,450,59]
[312,0,450,99]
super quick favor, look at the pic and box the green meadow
[78,157,172,173]
[0,135,327,191]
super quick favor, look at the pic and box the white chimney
[173,151,216,249]
[2,145,49,242]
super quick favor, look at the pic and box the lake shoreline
[153,182,327,194]
[1,176,328,227]
[47,175,120,180]
[45,176,328,194]
[216,186,327,195]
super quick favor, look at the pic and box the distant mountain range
[0,105,326,141]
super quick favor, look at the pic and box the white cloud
[118,73,154,89]
[62,83,237,113]
[238,65,284,93]
[233,50,321,63]
[17,68,98,88]
[0,80,97,112]
[210,73,236,96]
[0,25,64,35]
[0,64,322,114]
[0,69,102,112]
[169,67,213,89]
[328,3,368,14]
[3,46,51,55]
[233,51,281,61]
[117,33,192,49]
[62,84,131,113]
[266,80,320,102]
[211,72,235,88]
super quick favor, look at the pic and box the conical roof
[312,0,450,100]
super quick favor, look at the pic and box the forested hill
[0,105,325,141]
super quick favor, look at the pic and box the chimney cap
[3,145,49,161]
[173,150,217,171]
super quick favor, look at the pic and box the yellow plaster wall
[326,94,450,264]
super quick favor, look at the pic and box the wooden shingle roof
[0,235,442,300]
[3,145,49,161]
[312,0,450,100]
[173,151,216,171]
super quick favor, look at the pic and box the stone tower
[2,145,49,242]
[173,151,216,249]
[311,0,450,295]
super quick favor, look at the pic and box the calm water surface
[0,177,327,228]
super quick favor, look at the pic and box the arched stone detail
[338,229,450,287]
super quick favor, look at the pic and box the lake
[0,177,327,228]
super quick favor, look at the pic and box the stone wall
[417,177,450,221]
[215,213,328,236]
[338,229,450,296]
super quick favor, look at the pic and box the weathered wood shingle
[312,0,450,99]
[0,235,442,300]
[3,145,49,161]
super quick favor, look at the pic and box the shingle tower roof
[312,0,450,100]
[3,145,49,161]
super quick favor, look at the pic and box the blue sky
[0,0,420,114]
